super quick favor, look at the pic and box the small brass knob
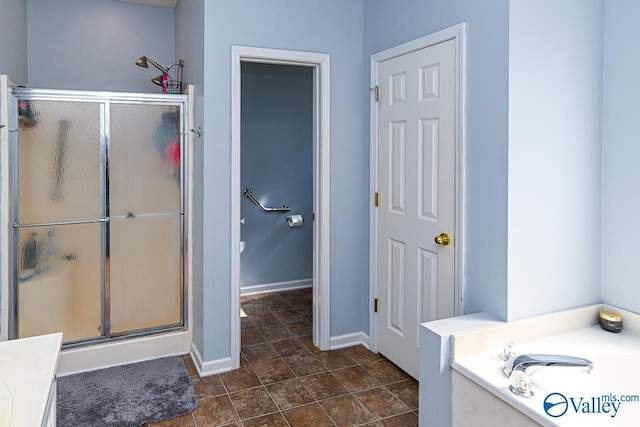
[434,233,451,246]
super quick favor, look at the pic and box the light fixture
[135,56,184,94]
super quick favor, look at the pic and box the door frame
[368,23,467,352]
[0,75,12,342]
[231,46,331,366]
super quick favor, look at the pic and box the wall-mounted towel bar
[243,189,290,213]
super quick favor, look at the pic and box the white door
[375,39,456,379]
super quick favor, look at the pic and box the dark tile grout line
[185,349,416,427]
[241,290,412,426]
[239,316,336,426]
[218,367,244,426]
[182,288,417,427]
[224,353,417,427]
[248,354,350,427]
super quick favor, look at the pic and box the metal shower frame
[7,88,189,349]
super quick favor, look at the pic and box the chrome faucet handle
[499,341,518,361]
[509,370,533,397]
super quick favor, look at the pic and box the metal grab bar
[243,189,290,213]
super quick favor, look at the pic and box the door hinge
[374,298,378,313]
[370,85,379,102]
[374,192,379,207]
[312,212,315,222]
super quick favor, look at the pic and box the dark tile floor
[146,288,419,427]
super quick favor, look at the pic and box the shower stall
[6,88,187,348]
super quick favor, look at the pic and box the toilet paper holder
[286,214,303,228]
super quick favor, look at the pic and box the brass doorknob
[434,233,451,246]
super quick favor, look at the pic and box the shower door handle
[13,218,109,228]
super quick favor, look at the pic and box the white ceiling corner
[116,0,178,8]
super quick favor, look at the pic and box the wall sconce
[135,56,184,94]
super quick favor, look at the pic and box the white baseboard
[58,331,191,376]
[329,332,370,350]
[241,278,312,296]
[190,342,233,377]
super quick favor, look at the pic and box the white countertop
[0,333,63,427]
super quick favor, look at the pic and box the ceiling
[117,0,177,8]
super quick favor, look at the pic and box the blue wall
[364,0,511,321]
[507,0,604,320]
[602,0,640,314]
[240,63,313,288]
[27,0,175,92]
[201,0,365,360]
[4,0,638,365]
[0,0,27,85]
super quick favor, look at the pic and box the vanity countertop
[0,333,63,427]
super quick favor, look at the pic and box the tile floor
[146,288,419,427]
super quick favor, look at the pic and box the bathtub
[451,308,640,427]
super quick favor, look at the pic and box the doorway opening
[231,46,331,370]
[239,62,314,355]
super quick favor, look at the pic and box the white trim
[185,85,195,344]
[452,25,467,319]
[329,332,370,350]
[0,75,12,342]
[231,46,331,366]
[190,341,233,377]
[241,278,312,296]
[368,23,467,352]
[57,331,191,376]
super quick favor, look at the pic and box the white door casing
[370,25,466,379]
[0,75,12,342]
[231,46,331,371]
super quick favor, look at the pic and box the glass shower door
[11,90,186,346]
[14,98,105,343]
[108,103,183,334]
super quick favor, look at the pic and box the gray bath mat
[57,356,197,427]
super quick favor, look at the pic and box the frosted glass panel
[109,214,181,333]
[12,92,185,345]
[17,100,102,224]
[17,223,102,342]
[109,104,181,217]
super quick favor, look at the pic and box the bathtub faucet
[503,354,594,378]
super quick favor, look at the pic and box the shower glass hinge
[374,298,379,313]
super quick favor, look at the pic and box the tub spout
[503,354,594,377]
